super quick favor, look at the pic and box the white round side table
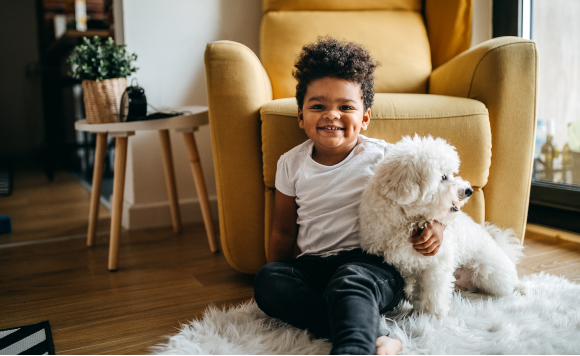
[75,106,218,271]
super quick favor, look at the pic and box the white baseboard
[122,196,219,230]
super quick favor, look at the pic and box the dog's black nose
[465,188,473,197]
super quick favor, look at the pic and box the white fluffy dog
[359,135,524,318]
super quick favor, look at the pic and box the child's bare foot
[376,335,402,355]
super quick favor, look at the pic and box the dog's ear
[376,158,421,205]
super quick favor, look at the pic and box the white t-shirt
[275,134,391,257]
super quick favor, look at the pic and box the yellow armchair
[205,0,538,274]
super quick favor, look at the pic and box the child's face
[298,77,371,155]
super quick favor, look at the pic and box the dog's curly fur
[359,135,524,318]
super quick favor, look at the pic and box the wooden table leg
[182,131,219,253]
[159,129,182,233]
[109,136,129,271]
[87,132,107,247]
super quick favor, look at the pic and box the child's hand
[410,221,446,256]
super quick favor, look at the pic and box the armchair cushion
[261,10,431,99]
[261,94,491,246]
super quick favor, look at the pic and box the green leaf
[66,36,139,81]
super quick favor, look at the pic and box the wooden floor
[1,169,579,354]
[0,169,111,245]
[518,231,580,282]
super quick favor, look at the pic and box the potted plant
[68,36,138,124]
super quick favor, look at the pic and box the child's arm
[410,221,446,256]
[267,189,299,263]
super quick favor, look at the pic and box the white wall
[471,0,493,47]
[120,0,262,229]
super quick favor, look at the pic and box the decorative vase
[82,77,127,124]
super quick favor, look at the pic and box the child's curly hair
[293,36,379,110]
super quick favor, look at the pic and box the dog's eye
[442,175,447,181]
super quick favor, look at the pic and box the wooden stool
[75,106,219,271]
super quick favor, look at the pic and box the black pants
[254,248,404,355]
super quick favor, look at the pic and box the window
[494,0,580,233]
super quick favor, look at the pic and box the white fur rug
[151,273,580,355]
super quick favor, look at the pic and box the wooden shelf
[46,29,110,57]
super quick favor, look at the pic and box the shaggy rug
[151,273,580,355]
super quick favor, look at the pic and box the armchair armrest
[205,41,273,273]
[430,37,539,242]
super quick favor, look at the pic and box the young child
[254,37,445,355]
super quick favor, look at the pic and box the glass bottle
[541,120,558,182]
[562,142,571,183]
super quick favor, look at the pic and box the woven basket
[82,78,127,124]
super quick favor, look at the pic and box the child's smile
[298,77,371,165]
[317,124,345,134]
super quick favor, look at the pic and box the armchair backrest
[259,0,472,99]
